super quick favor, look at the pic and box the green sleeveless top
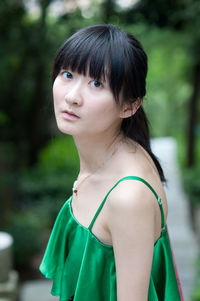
[39,176,182,301]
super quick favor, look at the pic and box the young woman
[39,24,183,301]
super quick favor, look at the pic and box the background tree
[0,0,52,167]
[100,0,116,23]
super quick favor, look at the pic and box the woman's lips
[62,110,80,120]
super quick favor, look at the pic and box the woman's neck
[74,131,124,176]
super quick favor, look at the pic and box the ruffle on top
[39,197,116,301]
[149,228,182,300]
[40,196,181,301]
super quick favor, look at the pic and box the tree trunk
[187,62,200,167]
[101,0,115,23]
[28,1,49,166]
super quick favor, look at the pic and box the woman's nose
[64,81,83,106]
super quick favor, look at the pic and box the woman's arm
[107,180,157,301]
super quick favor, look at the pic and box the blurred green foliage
[6,211,43,266]
[19,135,79,206]
[143,29,191,137]
[192,259,200,301]
[38,135,79,173]
[5,135,79,266]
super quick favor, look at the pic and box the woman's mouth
[62,110,80,121]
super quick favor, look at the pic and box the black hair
[52,24,166,182]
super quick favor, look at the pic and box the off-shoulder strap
[88,176,165,231]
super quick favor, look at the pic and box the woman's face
[53,69,123,138]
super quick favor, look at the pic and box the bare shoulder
[106,178,157,240]
[108,177,154,210]
[106,156,168,243]
[106,178,157,230]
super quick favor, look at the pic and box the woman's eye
[62,71,73,79]
[90,80,103,88]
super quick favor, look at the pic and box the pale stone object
[0,271,19,301]
[0,232,13,283]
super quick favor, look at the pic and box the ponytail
[122,106,166,183]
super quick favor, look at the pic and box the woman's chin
[56,124,75,136]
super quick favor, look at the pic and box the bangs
[53,25,147,102]
[60,32,110,83]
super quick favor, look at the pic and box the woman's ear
[120,97,142,119]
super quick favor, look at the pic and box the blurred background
[0,0,199,300]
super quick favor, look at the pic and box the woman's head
[52,24,165,182]
[52,24,147,107]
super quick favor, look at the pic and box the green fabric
[39,176,181,301]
